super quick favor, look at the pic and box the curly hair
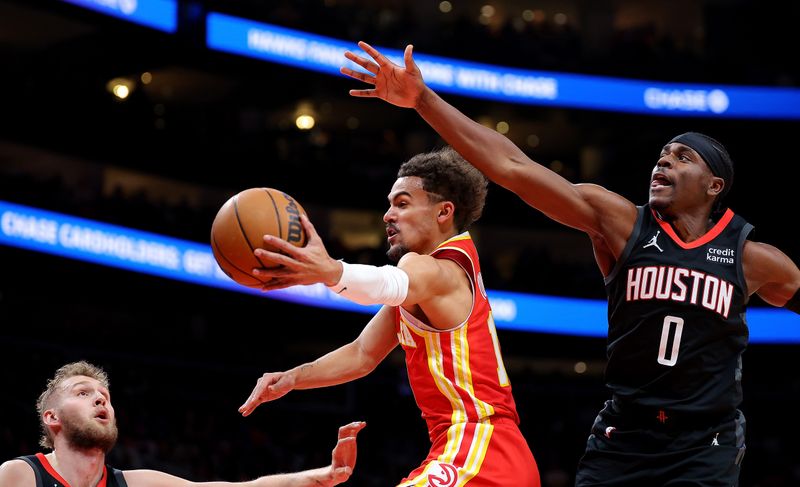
[36,361,110,449]
[397,147,488,232]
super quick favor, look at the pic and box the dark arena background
[1,1,799,485]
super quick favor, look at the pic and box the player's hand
[326,421,366,485]
[238,371,295,416]
[341,41,425,109]
[252,214,343,291]
[294,422,365,487]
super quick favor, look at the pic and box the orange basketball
[210,188,307,287]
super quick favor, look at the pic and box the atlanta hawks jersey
[395,232,538,487]
[604,205,753,414]
[17,453,128,487]
[395,232,519,439]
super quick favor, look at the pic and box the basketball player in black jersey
[340,42,800,486]
[0,361,365,487]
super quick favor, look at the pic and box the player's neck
[659,211,714,243]
[48,444,106,487]
[430,229,462,252]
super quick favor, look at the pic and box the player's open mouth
[651,173,672,189]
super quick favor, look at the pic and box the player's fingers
[330,466,353,483]
[239,372,282,413]
[349,89,378,98]
[252,260,293,277]
[259,234,299,256]
[332,436,357,470]
[404,44,416,71]
[239,387,262,415]
[299,214,321,242]
[344,51,378,74]
[252,265,290,277]
[338,421,366,438]
[239,401,256,416]
[259,279,295,292]
[254,248,297,267]
[334,436,357,460]
[340,67,376,85]
[358,41,391,67]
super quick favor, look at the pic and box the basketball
[210,188,308,287]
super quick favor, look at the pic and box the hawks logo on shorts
[426,461,458,487]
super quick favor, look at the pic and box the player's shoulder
[0,458,36,486]
[743,239,786,261]
[742,239,796,278]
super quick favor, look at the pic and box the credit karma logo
[644,88,730,114]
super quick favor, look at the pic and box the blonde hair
[36,361,110,449]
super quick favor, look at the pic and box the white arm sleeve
[326,261,409,306]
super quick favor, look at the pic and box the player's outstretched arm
[238,305,397,416]
[123,421,365,487]
[341,41,636,239]
[743,240,800,310]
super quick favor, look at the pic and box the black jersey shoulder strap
[735,219,754,301]
[16,455,44,487]
[109,467,128,487]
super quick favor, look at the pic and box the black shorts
[575,400,746,487]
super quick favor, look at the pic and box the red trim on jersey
[36,453,108,487]
[652,208,735,249]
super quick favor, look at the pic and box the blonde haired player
[240,147,540,486]
[0,361,365,487]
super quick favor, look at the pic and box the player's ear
[708,176,724,197]
[437,202,455,222]
[43,409,59,425]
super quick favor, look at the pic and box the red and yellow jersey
[395,232,519,441]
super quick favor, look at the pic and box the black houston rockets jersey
[604,205,753,414]
[17,453,128,487]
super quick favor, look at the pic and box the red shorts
[397,418,540,487]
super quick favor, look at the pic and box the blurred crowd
[215,0,798,86]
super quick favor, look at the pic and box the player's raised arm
[341,41,636,241]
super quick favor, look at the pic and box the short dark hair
[398,147,488,232]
